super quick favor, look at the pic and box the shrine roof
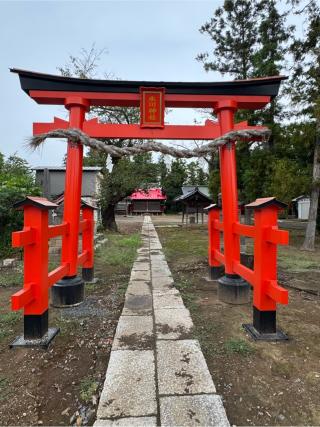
[130,188,166,200]
[10,68,286,98]
[174,187,212,203]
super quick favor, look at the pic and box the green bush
[0,153,40,258]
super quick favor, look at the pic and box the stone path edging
[94,216,229,426]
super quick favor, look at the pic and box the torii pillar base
[51,276,84,307]
[10,310,60,349]
[218,274,250,304]
[243,307,288,341]
[208,266,223,281]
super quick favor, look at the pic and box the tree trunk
[301,121,320,251]
[101,204,118,232]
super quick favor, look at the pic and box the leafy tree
[197,0,258,79]
[162,159,187,211]
[0,154,40,257]
[185,161,209,186]
[197,0,296,211]
[251,0,292,148]
[288,0,320,250]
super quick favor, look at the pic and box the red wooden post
[205,204,222,280]
[81,201,95,282]
[215,100,250,304]
[10,197,60,347]
[51,97,90,307]
[243,197,289,340]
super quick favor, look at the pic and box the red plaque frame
[140,87,165,128]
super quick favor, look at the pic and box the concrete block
[94,417,157,426]
[160,394,229,426]
[113,316,154,350]
[97,350,157,419]
[122,294,153,316]
[155,308,193,339]
[151,267,171,278]
[153,291,184,309]
[152,276,174,290]
[132,262,150,271]
[127,281,151,296]
[157,340,216,395]
[130,269,151,282]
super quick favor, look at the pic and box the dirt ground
[157,222,320,426]
[1,214,319,426]
[0,221,142,426]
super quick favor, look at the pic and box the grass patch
[116,281,128,297]
[0,311,21,341]
[224,338,254,355]
[0,376,10,402]
[95,233,141,273]
[79,377,98,403]
[193,321,221,355]
[56,317,81,337]
[0,271,22,288]
[159,227,207,264]
[278,245,320,271]
[174,278,198,312]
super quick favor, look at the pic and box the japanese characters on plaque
[140,87,165,128]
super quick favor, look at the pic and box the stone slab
[150,255,166,262]
[152,288,179,296]
[160,395,229,427]
[150,245,162,250]
[97,350,156,419]
[113,316,154,350]
[127,281,151,296]
[137,248,149,255]
[132,262,150,271]
[155,308,193,339]
[122,294,153,316]
[157,340,216,395]
[130,269,151,282]
[151,258,168,265]
[94,417,157,426]
[152,270,172,278]
[152,276,174,290]
[153,291,184,309]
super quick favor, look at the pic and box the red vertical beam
[82,207,94,269]
[61,97,89,275]
[215,100,240,274]
[253,207,278,311]
[208,208,220,267]
[22,207,49,315]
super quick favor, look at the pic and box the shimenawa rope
[29,127,271,159]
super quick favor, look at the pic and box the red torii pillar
[51,97,90,307]
[215,100,250,304]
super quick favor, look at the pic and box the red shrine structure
[10,69,289,346]
[129,188,166,215]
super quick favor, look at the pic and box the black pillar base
[10,310,59,349]
[82,267,95,283]
[207,265,223,281]
[218,274,250,304]
[243,307,288,341]
[51,275,84,308]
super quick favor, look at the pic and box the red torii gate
[10,69,288,346]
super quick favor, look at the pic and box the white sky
[0,0,303,166]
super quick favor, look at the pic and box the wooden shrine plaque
[140,87,165,128]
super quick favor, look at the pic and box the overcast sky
[0,0,301,167]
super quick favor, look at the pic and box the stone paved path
[94,216,229,426]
